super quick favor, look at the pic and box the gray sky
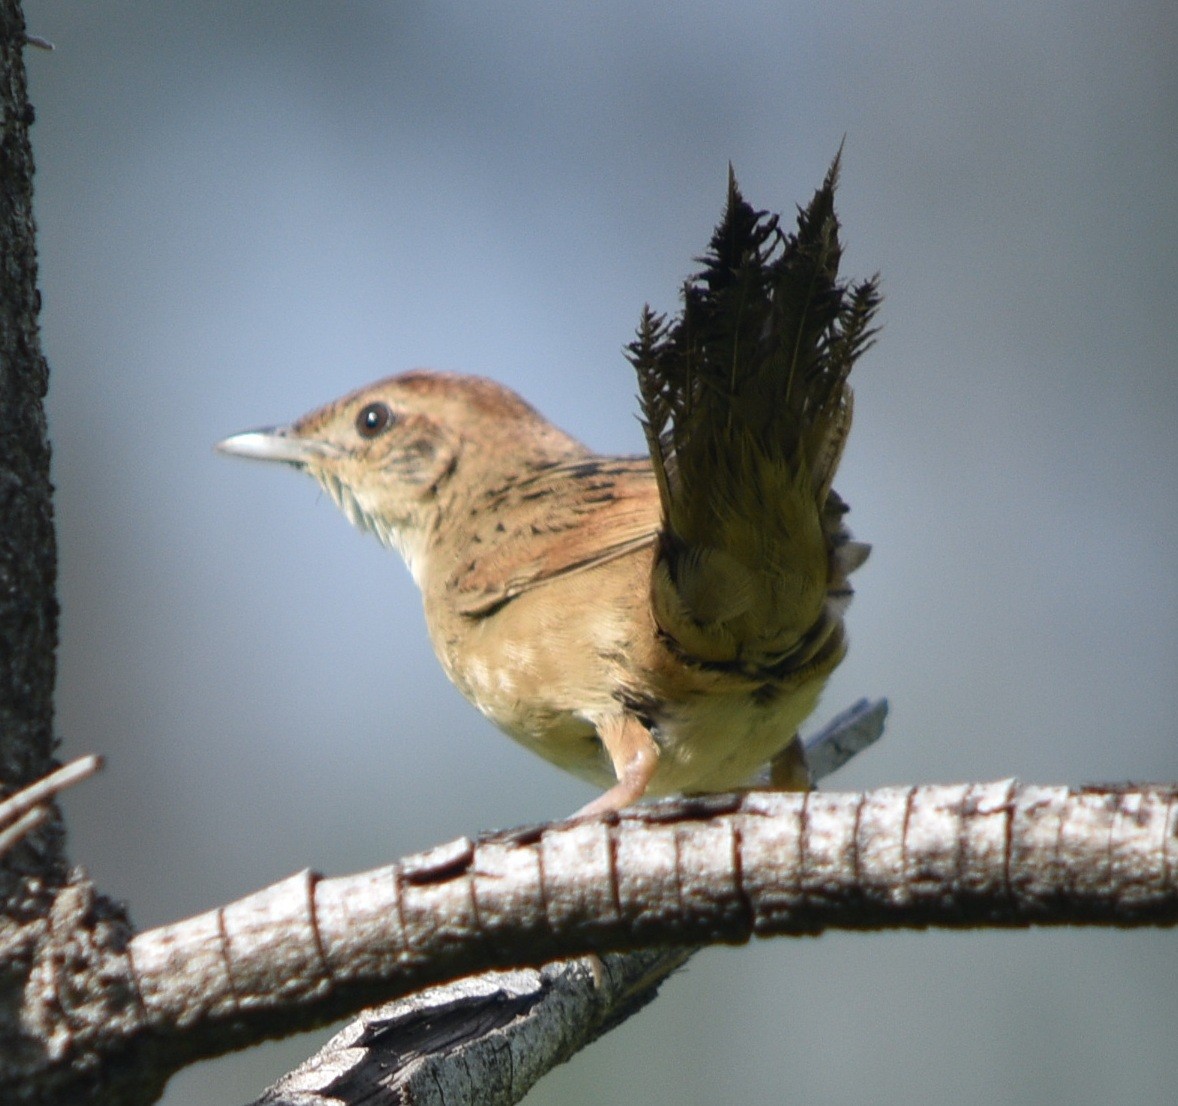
[22,3,1177,1103]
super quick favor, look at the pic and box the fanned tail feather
[628,154,880,671]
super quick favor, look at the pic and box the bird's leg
[766,733,812,791]
[574,712,661,817]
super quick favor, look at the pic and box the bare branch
[0,755,104,855]
[253,951,692,1106]
[117,782,1178,1070]
[0,806,49,857]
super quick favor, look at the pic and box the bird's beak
[215,426,338,465]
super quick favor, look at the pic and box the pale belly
[475,679,823,795]
[449,615,825,795]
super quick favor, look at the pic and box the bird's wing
[450,456,659,617]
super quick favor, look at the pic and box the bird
[217,158,880,815]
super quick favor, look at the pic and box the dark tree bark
[0,9,149,1106]
[0,0,60,869]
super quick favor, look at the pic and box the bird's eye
[356,401,394,439]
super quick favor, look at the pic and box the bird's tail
[629,155,880,673]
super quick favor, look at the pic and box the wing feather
[449,457,658,617]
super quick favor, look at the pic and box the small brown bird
[217,160,879,814]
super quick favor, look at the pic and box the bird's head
[217,370,585,583]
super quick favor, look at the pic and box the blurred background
[21,2,1176,1103]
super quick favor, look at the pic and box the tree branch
[247,775,1177,1105]
[8,775,1171,1103]
[253,950,693,1106]
[0,754,102,855]
[129,780,1178,1058]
